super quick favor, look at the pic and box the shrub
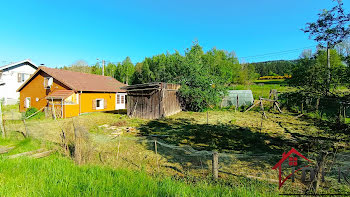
[25,107,45,120]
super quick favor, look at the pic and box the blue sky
[0,0,348,67]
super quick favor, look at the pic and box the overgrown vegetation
[0,145,268,197]
[24,107,45,120]
[2,110,350,195]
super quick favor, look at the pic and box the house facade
[17,66,127,118]
[0,59,38,105]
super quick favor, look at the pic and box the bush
[24,107,45,120]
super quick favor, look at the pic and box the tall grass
[0,154,278,197]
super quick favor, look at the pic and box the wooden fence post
[116,134,121,160]
[22,119,28,137]
[339,103,343,123]
[154,138,159,170]
[212,151,218,180]
[301,102,304,114]
[0,103,5,138]
[73,118,82,165]
[51,98,56,120]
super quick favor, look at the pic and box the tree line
[289,46,349,95]
[251,60,296,77]
[62,42,258,111]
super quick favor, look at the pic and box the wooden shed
[122,82,182,119]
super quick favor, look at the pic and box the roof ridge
[0,59,37,69]
[41,66,117,79]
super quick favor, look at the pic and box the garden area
[1,99,350,195]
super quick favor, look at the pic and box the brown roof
[18,66,126,92]
[46,90,74,99]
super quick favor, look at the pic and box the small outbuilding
[122,82,182,119]
[221,90,254,107]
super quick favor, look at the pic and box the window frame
[25,97,31,108]
[117,94,120,104]
[96,99,104,110]
[121,95,124,104]
[43,77,52,89]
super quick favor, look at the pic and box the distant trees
[302,0,350,94]
[91,63,102,75]
[336,39,350,65]
[250,60,296,77]
[289,49,346,94]
[63,60,91,74]
[114,57,135,84]
[62,42,258,111]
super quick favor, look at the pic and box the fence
[1,109,350,194]
[279,91,350,122]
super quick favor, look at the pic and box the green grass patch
[230,83,295,99]
[253,79,287,84]
[0,154,279,196]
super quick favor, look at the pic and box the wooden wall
[80,92,116,113]
[127,83,181,119]
[19,71,70,112]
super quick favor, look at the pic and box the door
[115,93,127,110]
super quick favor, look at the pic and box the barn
[122,83,182,119]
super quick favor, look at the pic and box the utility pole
[102,60,105,76]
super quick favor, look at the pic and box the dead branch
[31,150,56,159]
[8,148,45,159]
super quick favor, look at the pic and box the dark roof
[18,66,126,93]
[122,82,180,91]
[0,59,37,71]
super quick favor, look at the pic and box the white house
[0,59,37,105]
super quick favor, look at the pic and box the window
[96,99,104,110]
[18,73,29,82]
[44,77,53,89]
[117,94,120,104]
[25,97,31,108]
[121,95,124,104]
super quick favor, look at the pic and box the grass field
[2,90,350,196]
[2,107,350,195]
[231,79,296,99]
[0,138,280,197]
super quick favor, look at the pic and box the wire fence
[1,113,350,193]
